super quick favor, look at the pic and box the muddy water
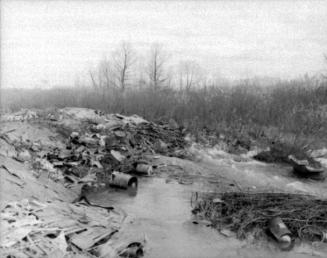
[194,147,327,198]
[89,176,325,258]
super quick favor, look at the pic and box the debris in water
[192,191,327,243]
[219,228,236,238]
[288,155,326,181]
[110,171,138,189]
[118,242,144,258]
[268,217,293,250]
[135,163,153,175]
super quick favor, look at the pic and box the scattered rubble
[0,109,38,122]
[1,108,188,194]
[0,157,75,204]
[0,198,132,257]
[0,108,188,257]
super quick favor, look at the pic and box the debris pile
[0,198,145,257]
[192,191,327,242]
[42,109,187,190]
[0,109,39,122]
[1,108,188,193]
[0,108,186,257]
[189,128,253,155]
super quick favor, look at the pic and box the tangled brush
[191,191,327,241]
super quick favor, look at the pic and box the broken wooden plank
[70,226,117,250]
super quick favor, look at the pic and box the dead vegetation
[192,191,327,242]
[2,76,327,143]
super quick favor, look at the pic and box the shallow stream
[89,176,326,257]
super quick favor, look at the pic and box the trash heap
[1,108,165,257]
[0,109,39,122]
[1,108,188,193]
[0,199,145,257]
[42,108,187,189]
[192,191,327,243]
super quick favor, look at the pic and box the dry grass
[2,77,327,146]
[192,191,327,241]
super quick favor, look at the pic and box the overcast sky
[1,0,327,88]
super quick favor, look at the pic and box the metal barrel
[110,171,138,189]
[135,164,153,175]
[269,217,291,239]
[268,217,292,250]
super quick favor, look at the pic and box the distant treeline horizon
[2,68,327,141]
[5,42,327,90]
[2,43,327,143]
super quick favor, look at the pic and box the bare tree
[89,58,112,89]
[147,43,168,89]
[178,60,202,91]
[99,59,113,89]
[323,54,327,79]
[112,42,135,92]
[89,69,99,90]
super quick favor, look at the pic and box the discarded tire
[110,171,137,189]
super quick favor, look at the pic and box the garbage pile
[42,108,187,189]
[0,109,39,122]
[191,191,327,244]
[1,108,164,257]
[0,198,145,257]
[1,108,188,194]
[46,108,186,157]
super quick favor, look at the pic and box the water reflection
[127,184,138,197]
[105,184,138,197]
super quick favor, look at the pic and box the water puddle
[88,177,324,257]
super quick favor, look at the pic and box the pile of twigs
[192,191,327,240]
[133,122,186,153]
